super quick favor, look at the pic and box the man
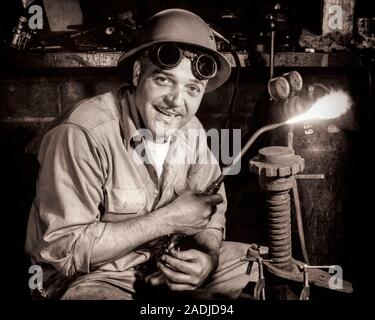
[25,8,261,300]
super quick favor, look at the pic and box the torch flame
[286,90,352,124]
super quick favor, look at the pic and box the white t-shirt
[144,137,171,178]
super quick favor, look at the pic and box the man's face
[133,55,207,142]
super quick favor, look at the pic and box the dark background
[1,0,373,301]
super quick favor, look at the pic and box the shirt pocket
[105,187,146,214]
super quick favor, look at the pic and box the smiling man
[25,9,261,300]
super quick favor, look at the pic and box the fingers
[158,261,200,290]
[158,262,192,284]
[179,189,223,207]
[157,249,210,291]
[204,194,223,206]
[164,279,196,291]
[169,248,200,262]
[161,254,195,274]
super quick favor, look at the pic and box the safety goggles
[149,44,218,80]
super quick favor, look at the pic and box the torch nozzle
[222,121,287,176]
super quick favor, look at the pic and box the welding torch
[165,121,287,253]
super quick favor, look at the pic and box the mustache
[154,103,183,116]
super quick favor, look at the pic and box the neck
[150,135,170,144]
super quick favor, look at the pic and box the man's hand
[163,190,223,236]
[152,248,217,291]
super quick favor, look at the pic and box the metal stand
[241,146,353,299]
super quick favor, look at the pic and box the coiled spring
[267,191,292,270]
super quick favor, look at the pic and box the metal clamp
[241,246,272,300]
[299,264,337,300]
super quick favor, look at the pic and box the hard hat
[118,8,231,92]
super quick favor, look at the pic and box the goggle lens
[151,44,217,80]
[156,45,181,67]
[194,54,217,79]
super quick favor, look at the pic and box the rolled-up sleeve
[26,123,106,278]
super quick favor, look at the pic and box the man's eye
[154,76,172,86]
[187,85,201,96]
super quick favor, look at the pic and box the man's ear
[132,60,141,87]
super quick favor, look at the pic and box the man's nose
[166,86,184,108]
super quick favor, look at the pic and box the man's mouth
[153,105,181,118]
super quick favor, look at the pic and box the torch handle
[164,175,225,253]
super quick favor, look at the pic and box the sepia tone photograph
[0,0,372,309]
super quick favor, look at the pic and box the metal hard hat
[118,9,231,92]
